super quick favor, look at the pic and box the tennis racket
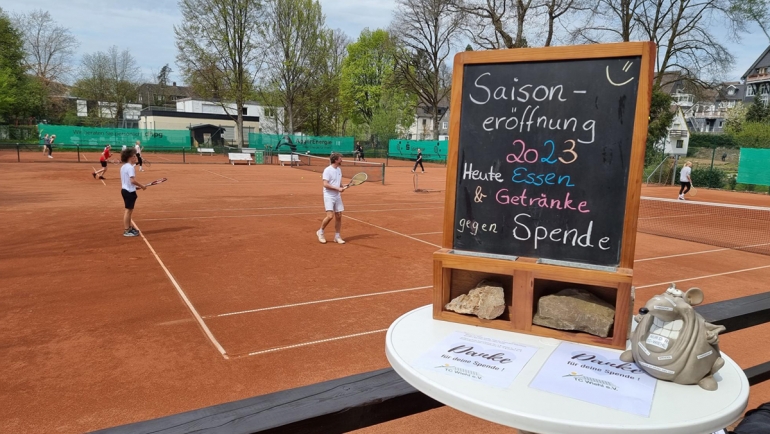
[142,158,151,168]
[344,172,368,188]
[690,186,697,197]
[145,177,167,187]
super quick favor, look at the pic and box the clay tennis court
[1,157,768,433]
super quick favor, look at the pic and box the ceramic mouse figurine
[620,283,726,390]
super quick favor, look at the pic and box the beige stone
[445,280,506,320]
[533,288,615,337]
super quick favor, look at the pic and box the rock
[533,288,615,337]
[445,280,506,320]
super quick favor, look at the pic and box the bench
[240,148,256,154]
[197,147,215,156]
[97,292,770,434]
[227,153,253,165]
[278,154,300,166]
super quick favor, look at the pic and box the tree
[14,10,79,86]
[340,29,395,128]
[300,28,349,136]
[645,86,675,164]
[391,0,461,140]
[72,46,142,124]
[723,101,749,134]
[260,0,326,134]
[745,96,770,123]
[154,63,173,106]
[571,0,743,85]
[0,8,42,123]
[175,0,264,147]
[447,0,521,50]
[731,0,770,42]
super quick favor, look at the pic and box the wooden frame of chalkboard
[433,42,655,349]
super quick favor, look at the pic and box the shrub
[688,133,738,149]
[735,183,756,192]
[676,167,726,188]
[727,174,737,190]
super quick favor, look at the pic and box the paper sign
[414,331,538,388]
[529,342,656,417]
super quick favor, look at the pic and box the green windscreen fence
[388,139,448,162]
[248,133,354,154]
[738,148,770,186]
[37,125,191,149]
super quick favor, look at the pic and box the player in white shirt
[316,152,348,244]
[678,161,692,200]
[120,148,146,237]
[134,140,144,171]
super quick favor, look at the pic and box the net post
[77,145,80,162]
[183,147,186,163]
[381,162,385,185]
[17,144,20,162]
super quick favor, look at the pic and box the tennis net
[290,152,385,184]
[638,197,770,256]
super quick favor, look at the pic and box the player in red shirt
[93,144,113,179]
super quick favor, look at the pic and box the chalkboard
[452,56,643,267]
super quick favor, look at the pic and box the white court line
[206,285,431,319]
[138,207,444,222]
[145,201,444,214]
[203,169,239,182]
[345,215,441,248]
[153,154,173,162]
[132,220,229,359]
[635,264,770,290]
[635,247,730,262]
[634,243,770,262]
[90,166,106,186]
[641,196,770,211]
[244,329,388,357]
[410,231,442,236]
[635,242,770,262]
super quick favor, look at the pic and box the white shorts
[323,195,344,212]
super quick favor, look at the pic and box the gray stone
[445,280,506,320]
[533,288,615,337]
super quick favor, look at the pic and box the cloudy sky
[2,0,767,85]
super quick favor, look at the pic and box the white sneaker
[678,195,684,200]
[140,167,144,172]
[47,155,53,158]
[316,230,326,244]
[334,237,345,244]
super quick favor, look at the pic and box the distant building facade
[138,98,284,146]
[404,101,449,140]
[742,45,770,107]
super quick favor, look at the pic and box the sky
[2,0,768,86]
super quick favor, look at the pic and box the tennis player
[678,161,692,200]
[134,140,144,172]
[93,144,112,179]
[45,134,55,158]
[316,152,347,244]
[41,134,49,155]
[120,148,146,237]
[412,148,425,173]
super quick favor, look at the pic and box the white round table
[386,305,749,434]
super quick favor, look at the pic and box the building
[404,101,449,141]
[136,82,196,109]
[741,45,770,106]
[660,106,690,155]
[138,98,284,147]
